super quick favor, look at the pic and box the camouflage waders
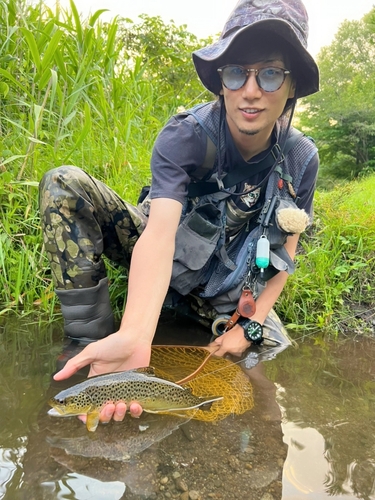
[39,166,292,353]
[39,165,147,341]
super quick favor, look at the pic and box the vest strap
[188,130,303,198]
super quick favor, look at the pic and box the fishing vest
[167,101,318,313]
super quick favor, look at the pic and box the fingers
[112,402,127,422]
[129,402,143,418]
[205,343,221,355]
[208,341,226,357]
[100,403,118,424]
[208,336,246,358]
[53,345,94,381]
[97,402,143,424]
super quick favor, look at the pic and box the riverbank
[1,174,375,338]
[0,1,374,338]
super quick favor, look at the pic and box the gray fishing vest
[168,101,317,313]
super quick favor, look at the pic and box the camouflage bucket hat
[192,0,319,98]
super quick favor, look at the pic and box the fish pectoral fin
[86,410,100,432]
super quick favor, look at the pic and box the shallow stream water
[0,315,374,500]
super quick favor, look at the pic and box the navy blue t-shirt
[149,110,319,225]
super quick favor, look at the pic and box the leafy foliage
[0,0,213,311]
[298,9,375,182]
[1,0,375,338]
[278,175,375,334]
[118,14,212,107]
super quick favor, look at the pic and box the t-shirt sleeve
[296,151,319,221]
[149,114,207,204]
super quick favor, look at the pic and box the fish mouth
[48,408,68,417]
[48,408,86,418]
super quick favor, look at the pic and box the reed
[1,0,374,336]
[0,0,203,313]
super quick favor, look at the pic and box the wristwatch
[238,318,264,345]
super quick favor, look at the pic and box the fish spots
[49,369,222,431]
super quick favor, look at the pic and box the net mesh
[150,346,254,422]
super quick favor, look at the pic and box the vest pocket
[171,203,222,295]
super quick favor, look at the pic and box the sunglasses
[217,65,291,92]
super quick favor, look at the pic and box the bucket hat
[192,0,319,98]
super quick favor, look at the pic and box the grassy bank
[278,175,375,336]
[0,0,206,315]
[1,0,374,336]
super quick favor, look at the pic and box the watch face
[246,321,263,344]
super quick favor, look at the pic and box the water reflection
[0,315,375,499]
[271,338,375,500]
[41,474,126,500]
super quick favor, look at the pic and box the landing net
[151,345,254,422]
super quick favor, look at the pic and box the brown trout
[48,367,223,431]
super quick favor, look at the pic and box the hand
[53,330,152,423]
[208,324,251,357]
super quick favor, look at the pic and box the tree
[298,9,375,182]
[117,14,213,108]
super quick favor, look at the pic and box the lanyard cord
[216,97,297,197]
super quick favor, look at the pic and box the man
[39,0,319,422]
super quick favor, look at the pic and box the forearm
[251,270,288,324]
[120,231,174,339]
[119,198,182,343]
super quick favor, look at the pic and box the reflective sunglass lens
[258,68,285,92]
[218,66,288,92]
[221,66,247,90]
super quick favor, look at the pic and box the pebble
[180,493,189,500]
[180,422,196,441]
[189,491,201,500]
[160,477,169,485]
[244,446,255,454]
[260,493,274,500]
[175,478,189,492]
[228,455,241,471]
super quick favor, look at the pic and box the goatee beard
[239,128,259,136]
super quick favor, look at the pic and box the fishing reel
[211,315,231,339]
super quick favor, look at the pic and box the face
[220,56,295,152]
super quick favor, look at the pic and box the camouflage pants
[39,166,147,290]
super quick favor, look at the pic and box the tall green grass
[1,0,374,336]
[278,175,375,335]
[0,0,204,313]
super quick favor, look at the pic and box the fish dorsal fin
[133,366,156,376]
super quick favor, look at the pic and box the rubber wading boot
[55,277,115,343]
